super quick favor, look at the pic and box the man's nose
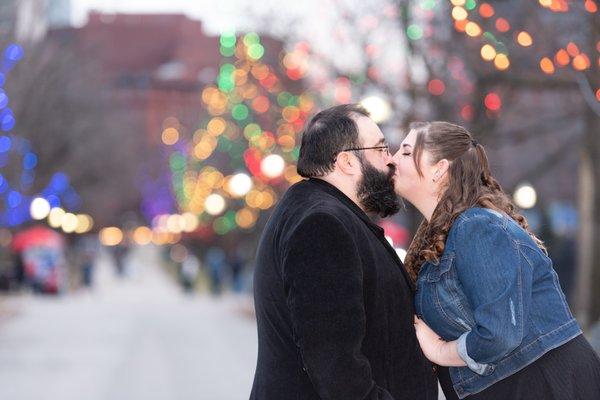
[384,151,395,165]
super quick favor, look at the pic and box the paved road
[0,246,257,400]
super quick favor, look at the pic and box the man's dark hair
[297,103,370,178]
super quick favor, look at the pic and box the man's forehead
[355,115,386,143]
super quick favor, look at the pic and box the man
[250,104,438,399]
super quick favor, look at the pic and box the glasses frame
[332,145,390,162]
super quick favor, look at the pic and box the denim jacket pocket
[426,252,455,283]
[423,252,477,338]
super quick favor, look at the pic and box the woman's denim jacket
[415,207,581,398]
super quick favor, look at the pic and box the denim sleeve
[283,213,393,400]
[454,215,532,374]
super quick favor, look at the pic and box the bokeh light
[30,197,51,220]
[99,227,124,246]
[261,154,285,178]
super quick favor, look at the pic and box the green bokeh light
[232,104,249,120]
[218,136,233,152]
[244,123,262,139]
[243,32,260,46]
[220,32,236,48]
[277,92,293,107]
[247,43,265,60]
[407,24,423,40]
[422,0,437,10]
[220,46,235,57]
[169,152,186,171]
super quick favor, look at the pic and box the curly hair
[403,121,546,283]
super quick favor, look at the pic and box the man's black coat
[250,178,438,400]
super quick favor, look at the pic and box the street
[0,246,258,400]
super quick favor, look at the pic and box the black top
[459,334,600,400]
[250,178,438,400]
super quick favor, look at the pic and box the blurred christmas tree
[156,32,316,238]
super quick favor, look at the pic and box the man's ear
[335,151,359,176]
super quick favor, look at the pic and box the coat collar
[307,177,415,292]
[307,178,384,234]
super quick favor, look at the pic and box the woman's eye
[402,153,411,156]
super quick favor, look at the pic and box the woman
[392,121,600,399]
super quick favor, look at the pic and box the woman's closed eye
[402,152,411,157]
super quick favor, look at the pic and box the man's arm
[283,213,394,400]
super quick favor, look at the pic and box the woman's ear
[435,159,450,180]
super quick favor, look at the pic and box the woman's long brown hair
[404,121,546,283]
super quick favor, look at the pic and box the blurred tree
[4,37,144,228]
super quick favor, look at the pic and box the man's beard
[356,160,401,218]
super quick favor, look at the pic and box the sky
[70,0,297,34]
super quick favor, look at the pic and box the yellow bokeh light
[452,6,468,21]
[194,141,215,160]
[517,32,533,47]
[207,118,226,136]
[75,214,94,234]
[152,230,170,246]
[181,212,199,232]
[48,207,65,228]
[278,135,296,150]
[245,189,263,209]
[162,127,179,145]
[259,191,276,210]
[99,227,123,246]
[480,44,497,61]
[133,226,152,245]
[465,22,482,37]
[61,213,78,234]
[236,208,257,229]
[494,54,510,70]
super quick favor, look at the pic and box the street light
[360,95,392,124]
[205,194,226,216]
[513,183,537,209]
[30,197,50,220]
[228,172,253,197]
[261,154,285,178]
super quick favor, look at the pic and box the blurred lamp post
[261,154,285,178]
[30,197,51,220]
[228,173,253,197]
[360,95,392,124]
[205,193,226,216]
[513,183,537,209]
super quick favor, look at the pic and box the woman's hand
[414,315,444,363]
[414,315,467,367]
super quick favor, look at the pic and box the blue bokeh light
[23,152,37,170]
[7,190,21,208]
[0,135,12,153]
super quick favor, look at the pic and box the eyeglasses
[341,145,390,156]
[332,145,390,162]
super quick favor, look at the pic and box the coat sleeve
[282,212,394,400]
[453,215,532,375]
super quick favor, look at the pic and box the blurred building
[47,12,290,145]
